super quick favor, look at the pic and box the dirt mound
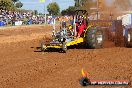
[0,25,131,88]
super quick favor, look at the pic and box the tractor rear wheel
[85,27,104,49]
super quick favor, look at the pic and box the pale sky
[20,0,75,13]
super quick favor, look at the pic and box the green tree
[61,9,68,16]
[34,10,38,15]
[67,6,75,13]
[74,0,87,7]
[47,2,60,15]
[61,6,75,15]
[12,0,19,3]
[15,1,23,8]
[0,0,15,10]
[39,13,43,15]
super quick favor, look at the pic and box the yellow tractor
[41,10,104,52]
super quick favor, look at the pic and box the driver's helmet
[83,15,86,19]
[78,16,83,25]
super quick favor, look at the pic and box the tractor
[41,10,104,52]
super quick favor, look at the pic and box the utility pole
[97,0,99,20]
[75,0,80,10]
[44,3,46,24]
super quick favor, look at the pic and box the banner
[15,21,23,26]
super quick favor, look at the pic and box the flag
[39,0,46,3]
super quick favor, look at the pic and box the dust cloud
[99,0,132,19]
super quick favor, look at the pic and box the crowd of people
[0,9,83,27]
[0,9,51,26]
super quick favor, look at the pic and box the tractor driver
[77,15,87,38]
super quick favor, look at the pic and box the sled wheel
[41,42,46,52]
[62,42,67,53]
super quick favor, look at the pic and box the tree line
[46,1,77,16]
[0,0,96,16]
[47,0,96,16]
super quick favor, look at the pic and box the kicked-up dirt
[0,25,131,88]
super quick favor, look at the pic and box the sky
[20,0,75,13]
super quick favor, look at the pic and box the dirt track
[0,25,131,88]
